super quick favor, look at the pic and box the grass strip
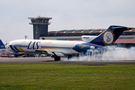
[0,64,135,90]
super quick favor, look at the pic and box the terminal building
[29,16,135,48]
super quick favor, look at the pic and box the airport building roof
[28,16,52,20]
[115,39,135,43]
[48,29,135,37]
[48,29,105,34]
[48,29,135,34]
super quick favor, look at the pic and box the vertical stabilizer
[90,25,132,46]
[0,40,5,49]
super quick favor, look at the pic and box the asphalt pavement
[0,57,135,65]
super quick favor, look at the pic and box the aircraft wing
[35,49,78,57]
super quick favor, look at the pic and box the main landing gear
[68,55,72,60]
[14,54,18,58]
[54,56,61,61]
[52,52,61,61]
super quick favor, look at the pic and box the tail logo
[103,30,114,45]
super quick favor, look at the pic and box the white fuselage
[5,39,85,56]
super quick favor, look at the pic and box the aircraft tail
[0,40,5,49]
[90,25,132,46]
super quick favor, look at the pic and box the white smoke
[102,46,135,61]
[66,46,135,61]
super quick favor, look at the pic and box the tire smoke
[101,46,135,61]
[67,46,135,61]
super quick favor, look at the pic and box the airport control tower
[28,16,52,39]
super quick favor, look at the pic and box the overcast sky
[0,0,135,43]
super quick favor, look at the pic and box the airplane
[5,25,133,61]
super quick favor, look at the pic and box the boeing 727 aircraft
[5,25,133,61]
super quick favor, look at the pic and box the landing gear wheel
[68,55,72,60]
[14,54,18,58]
[54,56,60,61]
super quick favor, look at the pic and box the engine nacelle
[73,44,95,52]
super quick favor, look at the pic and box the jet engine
[73,44,95,52]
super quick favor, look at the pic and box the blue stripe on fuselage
[41,46,72,49]
[10,45,17,52]
[13,46,21,52]
[11,45,72,50]
[10,45,21,52]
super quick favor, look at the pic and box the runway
[0,57,135,65]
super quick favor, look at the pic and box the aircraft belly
[44,48,78,56]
